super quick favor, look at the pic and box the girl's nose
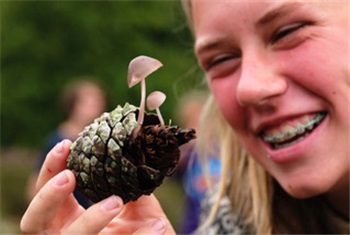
[236,52,287,107]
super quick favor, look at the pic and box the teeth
[282,125,294,134]
[306,124,313,131]
[295,125,304,135]
[303,115,311,123]
[263,113,325,147]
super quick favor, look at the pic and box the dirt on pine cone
[66,103,196,203]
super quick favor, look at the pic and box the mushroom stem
[138,78,146,125]
[127,55,163,137]
[156,108,165,126]
[133,79,146,135]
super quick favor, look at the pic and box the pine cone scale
[67,103,196,204]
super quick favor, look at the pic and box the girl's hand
[20,139,175,234]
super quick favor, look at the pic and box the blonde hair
[180,1,348,234]
[181,0,273,233]
[196,94,273,234]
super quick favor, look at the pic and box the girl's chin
[276,175,330,199]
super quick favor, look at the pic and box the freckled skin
[192,0,349,215]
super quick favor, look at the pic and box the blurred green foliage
[1,0,205,148]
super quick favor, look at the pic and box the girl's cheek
[210,78,242,128]
[278,39,338,96]
[210,78,232,109]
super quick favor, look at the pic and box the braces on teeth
[263,113,325,143]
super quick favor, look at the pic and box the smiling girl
[187,0,349,233]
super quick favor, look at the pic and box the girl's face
[192,0,349,202]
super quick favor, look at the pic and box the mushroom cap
[127,55,163,88]
[146,91,166,110]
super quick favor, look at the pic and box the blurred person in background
[26,78,107,208]
[175,90,221,234]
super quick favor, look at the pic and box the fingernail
[100,195,121,211]
[55,140,65,154]
[55,170,69,186]
[151,218,166,234]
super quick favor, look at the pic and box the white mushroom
[127,55,163,134]
[147,91,166,126]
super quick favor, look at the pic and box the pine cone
[67,103,196,203]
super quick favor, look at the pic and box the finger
[122,194,165,218]
[133,218,175,235]
[21,169,77,234]
[113,195,176,234]
[37,139,72,190]
[65,195,124,234]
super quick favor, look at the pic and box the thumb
[133,218,175,235]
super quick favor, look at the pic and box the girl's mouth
[261,112,326,150]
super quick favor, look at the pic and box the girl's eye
[206,53,239,70]
[271,22,309,43]
[202,53,241,79]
